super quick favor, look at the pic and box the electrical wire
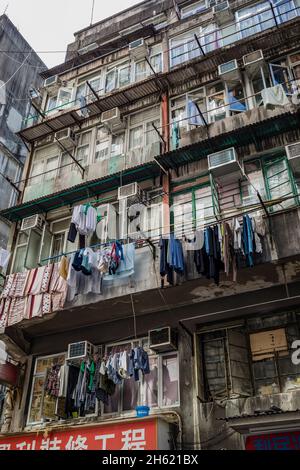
[0,52,31,90]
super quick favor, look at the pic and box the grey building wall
[0,15,46,251]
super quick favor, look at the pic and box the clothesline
[40,193,294,264]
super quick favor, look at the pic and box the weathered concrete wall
[0,15,45,160]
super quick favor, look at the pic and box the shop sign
[246,431,300,450]
[0,418,158,451]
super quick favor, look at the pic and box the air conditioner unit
[55,128,77,148]
[118,182,144,201]
[21,214,45,232]
[218,59,241,84]
[77,42,98,56]
[208,147,245,183]
[129,38,148,60]
[67,341,95,362]
[101,107,124,131]
[286,142,300,176]
[95,203,117,242]
[149,327,178,353]
[44,75,60,90]
[243,50,266,78]
[213,1,234,25]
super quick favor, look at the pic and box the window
[103,339,179,415]
[94,127,125,162]
[241,159,266,206]
[56,87,73,109]
[27,353,66,425]
[46,95,58,113]
[75,131,92,168]
[128,106,161,163]
[29,146,60,186]
[134,48,163,83]
[248,312,300,396]
[236,2,275,39]
[264,156,297,210]
[105,63,131,93]
[181,1,207,19]
[76,73,102,103]
[228,83,247,114]
[199,312,300,401]
[207,82,226,122]
[200,23,222,54]
[170,29,201,68]
[172,184,216,238]
[200,328,252,400]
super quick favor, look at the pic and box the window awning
[0,162,160,222]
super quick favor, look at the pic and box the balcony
[18,11,300,144]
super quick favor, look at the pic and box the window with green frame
[171,182,217,238]
[241,155,298,212]
[263,155,298,211]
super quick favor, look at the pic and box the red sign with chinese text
[0,418,158,450]
[246,431,300,450]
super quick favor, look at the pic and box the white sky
[1,0,143,68]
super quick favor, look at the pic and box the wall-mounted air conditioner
[55,128,77,148]
[95,203,117,242]
[149,327,178,353]
[218,59,241,84]
[286,142,300,176]
[118,182,144,201]
[129,38,147,60]
[21,214,45,232]
[208,147,244,183]
[101,107,124,131]
[44,75,60,92]
[77,42,98,56]
[243,50,266,78]
[67,341,95,362]
[213,1,234,25]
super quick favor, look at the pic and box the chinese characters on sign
[246,431,300,450]
[0,419,157,450]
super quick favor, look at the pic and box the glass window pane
[150,54,162,73]
[162,354,179,406]
[29,376,45,423]
[141,356,158,407]
[129,126,143,149]
[105,69,116,93]
[119,65,131,87]
[173,193,193,237]
[123,377,139,411]
[111,134,124,157]
[44,156,58,181]
[135,61,147,82]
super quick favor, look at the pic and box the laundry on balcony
[165,214,267,288]
[0,262,68,328]
[261,84,290,109]
[67,203,98,244]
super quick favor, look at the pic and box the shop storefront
[0,417,172,450]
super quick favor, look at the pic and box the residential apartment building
[1,0,300,450]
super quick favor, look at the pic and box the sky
[0,0,143,68]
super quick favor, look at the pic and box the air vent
[67,341,95,362]
[21,215,45,232]
[149,327,178,353]
[286,142,300,176]
[218,59,241,84]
